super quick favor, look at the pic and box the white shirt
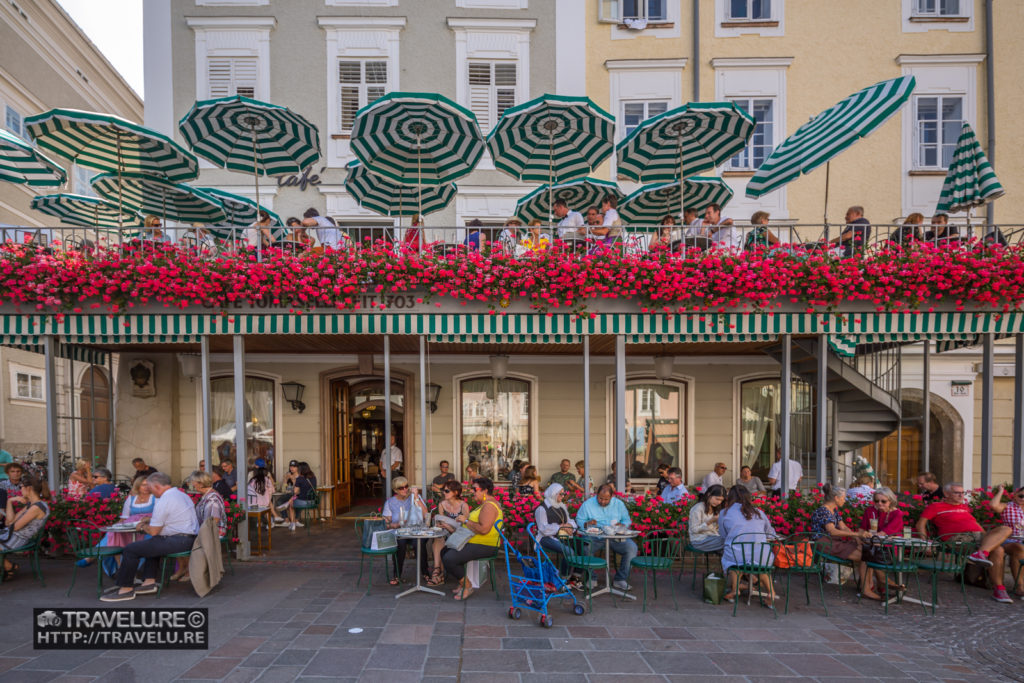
[707,217,740,249]
[557,210,584,237]
[385,444,403,468]
[150,487,200,536]
[847,485,875,502]
[602,207,621,227]
[700,471,724,491]
[313,215,340,248]
[767,458,804,491]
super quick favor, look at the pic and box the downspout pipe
[692,0,700,101]
[985,0,995,226]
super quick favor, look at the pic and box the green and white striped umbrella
[0,129,67,187]
[935,123,1005,215]
[198,187,282,227]
[351,92,485,187]
[616,102,755,185]
[746,76,916,200]
[344,160,456,218]
[31,193,138,228]
[24,108,198,182]
[91,172,226,224]
[515,177,622,224]
[487,94,615,184]
[619,177,734,224]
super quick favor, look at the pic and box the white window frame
[188,17,275,101]
[9,363,44,404]
[912,0,965,17]
[901,0,973,31]
[912,94,965,170]
[716,0,784,37]
[4,105,25,139]
[454,185,529,232]
[452,370,538,478]
[72,163,98,197]
[319,17,405,168]
[725,0,775,21]
[606,59,685,145]
[325,0,397,6]
[467,60,519,135]
[336,59,390,133]
[196,0,268,5]
[598,0,671,23]
[620,100,670,139]
[725,97,775,171]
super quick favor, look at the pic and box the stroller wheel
[573,604,585,616]
[509,607,522,620]
[540,615,553,628]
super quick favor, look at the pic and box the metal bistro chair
[679,541,722,592]
[355,518,396,595]
[725,533,778,619]
[158,549,193,598]
[858,537,929,616]
[775,533,829,616]
[0,523,47,586]
[561,534,608,613]
[298,490,323,534]
[630,530,680,612]
[914,538,976,615]
[66,525,123,597]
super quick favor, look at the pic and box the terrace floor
[0,519,1018,682]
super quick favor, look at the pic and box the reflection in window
[460,377,529,481]
[211,376,276,476]
[740,378,815,483]
[624,382,683,479]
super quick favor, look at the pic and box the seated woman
[857,486,905,600]
[518,465,541,500]
[426,480,470,586]
[172,471,228,583]
[890,213,923,246]
[246,461,281,526]
[441,477,503,601]
[520,220,550,253]
[279,462,318,531]
[66,459,92,501]
[688,484,726,553]
[988,485,1024,596]
[719,485,776,603]
[88,476,156,574]
[1,474,49,580]
[846,474,875,503]
[382,476,430,585]
[743,211,779,250]
[811,484,870,590]
[533,483,577,577]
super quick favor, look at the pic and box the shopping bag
[370,529,397,551]
[361,517,386,549]
[773,541,814,568]
[445,526,474,551]
[702,572,725,605]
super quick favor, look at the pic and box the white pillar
[43,335,59,493]
[922,341,931,471]
[200,336,212,473]
[780,334,792,493]
[384,336,392,498]
[583,335,591,496]
[615,335,626,492]
[1013,334,1024,488]
[816,335,828,485]
[232,335,250,560]
[981,334,994,489]
[419,335,427,494]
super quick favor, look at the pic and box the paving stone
[528,650,591,673]
[423,657,460,676]
[379,624,433,645]
[179,657,243,680]
[302,648,371,677]
[459,650,529,672]
[773,654,860,677]
[584,651,653,674]
[255,666,307,683]
[427,635,461,657]
[641,651,724,676]
[365,644,426,671]
[272,649,316,666]
[209,636,268,658]
[708,653,797,677]
[503,637,553,650]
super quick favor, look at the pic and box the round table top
[582,528,638,540]
[396,527,444,539]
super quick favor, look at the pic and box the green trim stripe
[0,129,67,187]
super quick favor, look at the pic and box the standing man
[701,463,728,491]
[701,203,738,249]
[661,467,688,504]
[767,449,803,498]
[828,205,871,256]
[385,433,403,477]
[131,457,157,482]
[219,459,237,493]
[302,208,339,249]
[553,199,584,238]
[101,472,199,602]
[548,459,576,488]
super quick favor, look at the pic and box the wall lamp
[281,381,306,413]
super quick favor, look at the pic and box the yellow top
[467,497,503,547]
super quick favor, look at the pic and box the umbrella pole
[251,119,262,260]
[548,130,555,229]
[416,134,423,224]
[823,160,831,231]
[678,137,685,227]
[116,137,124,231]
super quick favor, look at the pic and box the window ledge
[617,21,675,29]
[720,20,780,28]
[909,15,970,23]
[331,134,352,140]
[722,170,755,178]
[10,398,45,408]
[909,170,949,177]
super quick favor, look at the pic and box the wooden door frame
[319,365,415,512]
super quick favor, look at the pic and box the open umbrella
[0,129,67,187]
[178,95,321,254]
[31,193,138,229]
[198,186,282,227]
[745,76,916,224]
[934,123,1004,218]
[350,92,484,216]
[619,177,734,225]
[616,102,754,223]
[488,95,615,224]
[91,172,226,225]
[515,177,622,225]
[24,108,199,226]
[344,160,456,218]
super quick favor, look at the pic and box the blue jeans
[584,537,638,582]
[539,535,569,575]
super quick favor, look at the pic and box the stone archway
[898,388,964,487]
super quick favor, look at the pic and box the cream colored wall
[114,354,180,480]
[991,1,1024,226]
[972,375,1015,487]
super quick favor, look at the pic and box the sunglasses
[396,485,409,491]
[873,498,889,503]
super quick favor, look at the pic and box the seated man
[576,484,637,592]
[430,460,456,497]
[219,459,238,493]
[916,471,943,502]
[700,463,727,491]
[87,467,117,499]
[827,205,871,257]
[548,459,576,489]
[661,467,688,504]
[916,482,1014,604]
[131,457,157,482]
[101,472,199,602]
[211,466,233,501]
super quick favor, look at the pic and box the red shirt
[920,501,982,536]
[859,507,905,536]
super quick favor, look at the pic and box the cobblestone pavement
[0,521,1020,682]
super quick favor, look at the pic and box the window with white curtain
[621,100,669,137]
[599,0,668,22]
[615,380,685,480]
[727,0,773,20]
[459,377,530,482]
[4,105,25,139]
[914,95,964,169]
[913,0,961,16]
[210,376,276,475]
[739,377,815,483]
[728,98,774,170]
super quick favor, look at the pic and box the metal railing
[842,342,901,398]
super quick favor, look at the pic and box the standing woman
[1,474,49,580]
[66,459,92,500]
[426,481,470,586]
[442,477,503,601]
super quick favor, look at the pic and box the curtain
[741,381,775,469]
[209,376,275,474]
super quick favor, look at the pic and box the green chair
[725,533,778,619]
[817,542,857,598]
[561,534,608,613]
[914,538,976,615]
[679,542,722,591]
[355,519,396,595]
[66,525,123,597]
[631,530,680,612]
[220,524,235,575]
[0,524,47,586]
[775,534,828,616]
[157,550,192,598]
[859,539,928,615]
[298,490,322,535]
[463,519,502,601]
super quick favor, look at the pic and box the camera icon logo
[36,610,61,628]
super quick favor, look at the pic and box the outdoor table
[394,527,445,600]
[584,528,639,601]
[247,505,272,556]
[877,535,934,608]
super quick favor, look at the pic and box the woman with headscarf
[534,483,577,578]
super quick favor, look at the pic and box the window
[208,57,258,98]
[727,0,772,20]
[338,60,388,132]
[915,95,963,169]
[621,381,684,479]
[73,163,97,197]
[5,105,24,139]
[459,377,530,482]
[621,100,669,137]
[189,17,274,102]
[210,376,276,475]
[599,0,668,22]
[913,0,961,16]
[14,371,43,401]
[739,377,816,485]
[468,61,517,133]
[728,98,774,170]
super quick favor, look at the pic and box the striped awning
[2,342,108,364]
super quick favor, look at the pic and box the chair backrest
[560,534,594,564]
[637,529,680,558]
[66,524,104,554]
[930,538,975,572]
[729,532,776,570]
[775,532,822,570]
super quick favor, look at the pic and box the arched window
[210,376,276,476]
[459,376,531,482]
[78,365,111,466]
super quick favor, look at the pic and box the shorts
[943,532,984,545]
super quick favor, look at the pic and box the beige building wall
[972,375,1015,487]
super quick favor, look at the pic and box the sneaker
[275,502,290,512]
[135,583,159,595]
[294,520,304,528]
[100,589,135,602]
[968,551,993,566]
[272,516,284,524]
[613,580,632,592]
[993,587,1014,604]
[274,521,290,528]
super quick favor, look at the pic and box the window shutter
[494,62,517,120]
[208,56,258,99]
[208,58,234,98]
[338,61,362,131]
[468,62,492,131]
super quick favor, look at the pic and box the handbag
[407,494,425,527]
[773,541,814,568]
[445,525,474,551]
[361,517,386,549]
[702,572,725,605]
[371,529,397,551]
[861,535,891,565]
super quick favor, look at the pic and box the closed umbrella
[31,193,138,229]
[746,76,916,224]
[934,123,1004,217]
[351,92,484,217]
[198,186,282,232]
[619,177,734,225]
[515,177,622,225]
[488,95,615,224]
[616,102,754,223]
[91,172,226,225]
[344,160,456,218]
[0,129,67,187]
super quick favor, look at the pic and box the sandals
[426,568,445,587]
[453,586,474,601]
[388,577,401,586]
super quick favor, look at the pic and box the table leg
[266,511,271,552]
[396,538,444,599]
[589,537,636,601]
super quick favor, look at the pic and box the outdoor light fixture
[653,354,674,382]
[177,353,201,381]
[490,354,509,380]
[426,383,441,413]
[280,381,306,413]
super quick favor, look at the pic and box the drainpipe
[985,0,995,226]
[692,0,700,101]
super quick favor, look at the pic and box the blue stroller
[499,523,585,627]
